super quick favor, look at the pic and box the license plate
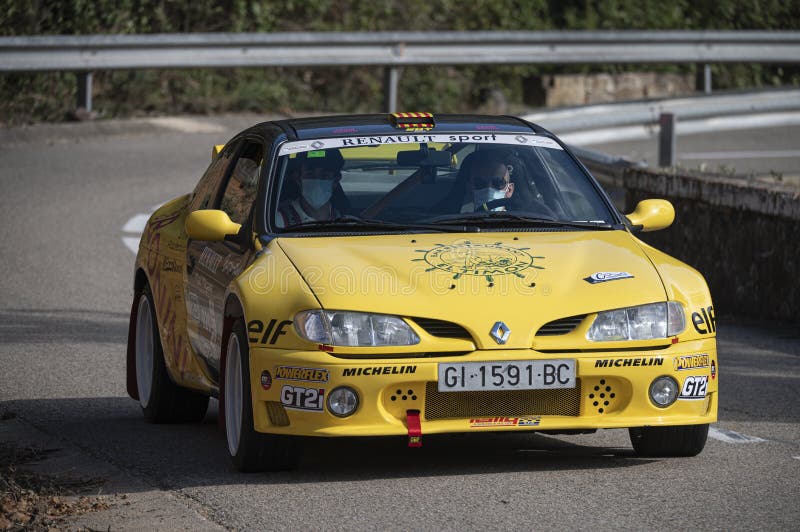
[438,360,576,392]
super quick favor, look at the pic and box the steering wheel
[481,197,559,218]
[361,168,425,218]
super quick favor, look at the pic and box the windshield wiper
[287,215,472,233]
[429,212,613,229]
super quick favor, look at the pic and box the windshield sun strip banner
[277,134,563,156]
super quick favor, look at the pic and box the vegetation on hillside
[1,0,798,124]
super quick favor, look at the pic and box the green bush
[1,0,798,124]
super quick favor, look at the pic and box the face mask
[302,178,334,209]
[473,186,507,211]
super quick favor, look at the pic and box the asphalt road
[571,121,800,179]
[0,115,798,530]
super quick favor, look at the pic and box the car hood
[276,230,666,349]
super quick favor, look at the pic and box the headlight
[294,310,420,347]
[586,302,685,342]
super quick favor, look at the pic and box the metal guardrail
[524,88,800,171]
[3,31,800,70]
[522,89,800,133]
[2,31,800,112]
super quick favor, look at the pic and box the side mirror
[185,210,241,241]
[626,199,675,232]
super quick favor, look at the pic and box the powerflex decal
[275,366,330,383]
[673,354,711,371]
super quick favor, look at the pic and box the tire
[224,319,298,472]
[134,285,209,423]
[629,423,709,457]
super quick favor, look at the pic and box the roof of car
[269,113,545,140]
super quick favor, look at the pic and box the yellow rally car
[127,113,717,471]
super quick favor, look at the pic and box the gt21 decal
[679,376,708,400]
[691,306,716,334]
[280,385,324,411]
[248,319,292,345]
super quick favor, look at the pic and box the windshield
[271,133,614,231]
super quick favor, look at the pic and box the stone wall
[623,168,800,323]
[525,72,696,107]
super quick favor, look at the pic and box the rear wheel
[134,285,209,423]
[629,424,709,457]
[224,319,298,472]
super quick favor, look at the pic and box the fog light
[327,386,359,417]
[649,376,679,408]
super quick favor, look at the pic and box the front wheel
[629,424,709,457]
[224,319,298,472]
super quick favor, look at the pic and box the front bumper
[248,338,718,437]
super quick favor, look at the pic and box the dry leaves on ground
[0,435,110,531]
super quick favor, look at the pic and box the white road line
[708,427,767,444]
[122,236,141,254]
[122,213,151,233]
[122,209,157,254]
[680,150,800,160]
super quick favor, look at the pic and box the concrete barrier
[623,168,800,324]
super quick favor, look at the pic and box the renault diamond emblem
[490,321,511,345]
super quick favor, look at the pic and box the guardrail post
[704,64,712,94]
[658,112,676,167]
[76,71,93,112]
[383,67,400,113]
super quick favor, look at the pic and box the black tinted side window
[190,141,239,212]
[218,141,263,225]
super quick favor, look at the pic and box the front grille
[535,315,587,336]
[412,317,472,340]
[424,380,581,420]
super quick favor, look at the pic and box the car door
[186,138,265,378]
